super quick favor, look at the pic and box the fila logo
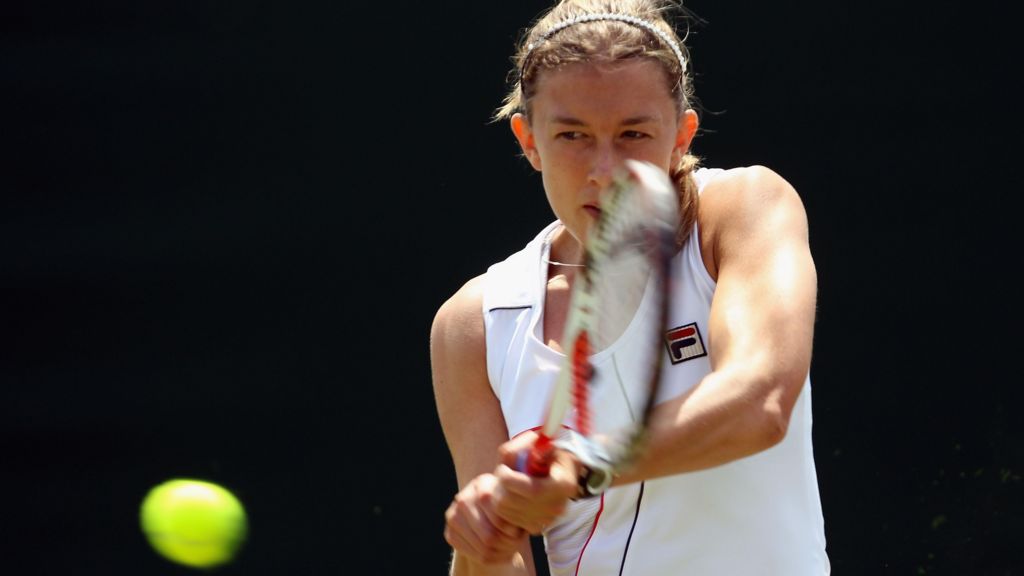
[664,323,707,365]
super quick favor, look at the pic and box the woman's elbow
[759,403,790,448]
[757,377,802,448]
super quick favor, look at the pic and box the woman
[431,1,830,574]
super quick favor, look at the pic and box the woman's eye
[557,131,585,141]
[621,130,649,140]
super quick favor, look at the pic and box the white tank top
[482,168,830,575]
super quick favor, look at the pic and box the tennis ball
[140,478,248,569]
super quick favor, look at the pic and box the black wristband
[575,463,613,499]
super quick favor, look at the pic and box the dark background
[2,1,1020,574]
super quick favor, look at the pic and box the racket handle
[517,434,554,477]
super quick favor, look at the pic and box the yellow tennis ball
[140,478,248,569]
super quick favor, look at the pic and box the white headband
[524,13,687,75]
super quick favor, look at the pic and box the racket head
[529,159,679,476]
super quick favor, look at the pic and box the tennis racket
[521,159,678,488]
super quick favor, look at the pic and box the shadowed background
[2,1,1019,574]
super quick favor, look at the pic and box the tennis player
[431,1,830,574]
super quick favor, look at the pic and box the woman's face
[512,58,696,251]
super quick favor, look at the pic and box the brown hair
[494,0,702,243]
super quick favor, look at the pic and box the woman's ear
[674,109,699,157]
[511,113,542,171]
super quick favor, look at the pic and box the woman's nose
[587,144,619,189]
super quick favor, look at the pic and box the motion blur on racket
[519,159,679,494]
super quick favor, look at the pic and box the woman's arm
[431,275,536,576]
[615,165,819,484]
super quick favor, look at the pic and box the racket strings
[590,186,655,354]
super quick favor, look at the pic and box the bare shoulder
[430,274,487,361]
[698,165,810,275]
[700,165,806,224]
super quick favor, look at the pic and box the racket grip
[518,434,554,477]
